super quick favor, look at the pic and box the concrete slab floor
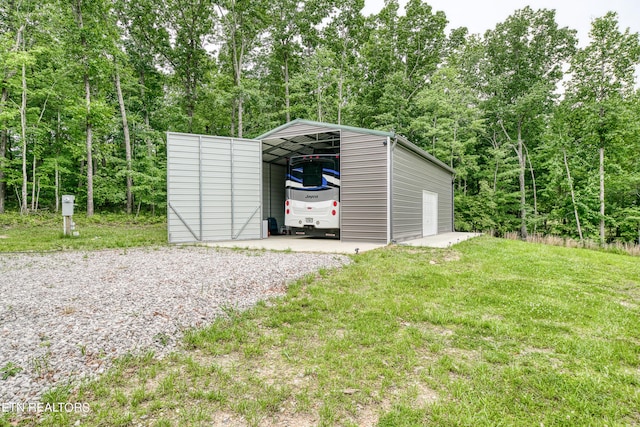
[208,235,383,254]
[208,232,482,254]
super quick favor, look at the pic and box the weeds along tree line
[1,0,639,243]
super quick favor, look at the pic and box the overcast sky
[362,0,640,46]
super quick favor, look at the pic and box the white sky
[362,0,640,47]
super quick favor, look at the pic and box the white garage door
[167,133,262,243]
[422,190,438,237]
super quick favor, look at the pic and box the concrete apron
[400,232,483,249]
[208,232,482,254]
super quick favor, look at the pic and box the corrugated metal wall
[340,130,388,243]
[167,133,262,243]
[392,146,453,241]
[167,133,201,242]
[229,138,263,240]
[262,163,285,231]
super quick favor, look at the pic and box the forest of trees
[1,0,639,243]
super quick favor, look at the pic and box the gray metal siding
[167,133,261,243]
[229,139,263,240]
[392,146,453,241]
[262,163,286,231]
[201,136,232,240]
[167,133,201,243]
[340,130,388,243]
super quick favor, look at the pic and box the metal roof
[257,119,455,174]
[260,127,341,165]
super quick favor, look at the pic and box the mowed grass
[8,236,640,426]
[0,212,167,251]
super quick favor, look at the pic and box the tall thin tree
[566,12,640,244]
[482,7,576,238]
[114,58,133,214]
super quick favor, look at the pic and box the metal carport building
[167,119,455,244]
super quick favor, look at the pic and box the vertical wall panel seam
[387,136,392,244]
[167,133,172,241]
[230,138,234,239]
[198,134,203,241]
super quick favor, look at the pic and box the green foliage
[561,12,640,242]
[0,2,638,242]
[454,181,498,232]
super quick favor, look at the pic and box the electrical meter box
[62,195,75,216]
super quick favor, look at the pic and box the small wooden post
[63,216,72,236]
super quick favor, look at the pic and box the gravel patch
[0,246,349,403]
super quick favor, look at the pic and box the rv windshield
[291,158,336,188]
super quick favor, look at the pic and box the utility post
[62,195,75,236]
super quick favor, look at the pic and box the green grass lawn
[0,212,167,251]
[5,236,640,426]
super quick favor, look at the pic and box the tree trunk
[237,95,243,138]
[284,53,290,122]
[337,67,343,125]
[451,124,457,168]
[432,117,437,151]
[0,87,7,214]
[316,75,322,122]
[230,99,236,137]
[3,20,23,214]
[235,44,243,137]
[34,178,40,211]
[489,132,500,192]
[75,0,94,216]
[55,110,61,212]
[31,152,36,211]
[338,43,348,126]
[138,70,155,157]
[20,60,28,215]
[599,146,605,244]
[115,61,133,215]
[523,143,537,233]
[231,28,244,138]
[187,82,194,133]
[517,124,527,239]
[139,70,149,128]
[84,70,94,216]
[563,148,583,242]
[55,160,59,212]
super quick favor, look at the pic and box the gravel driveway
[0,246,349,403]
